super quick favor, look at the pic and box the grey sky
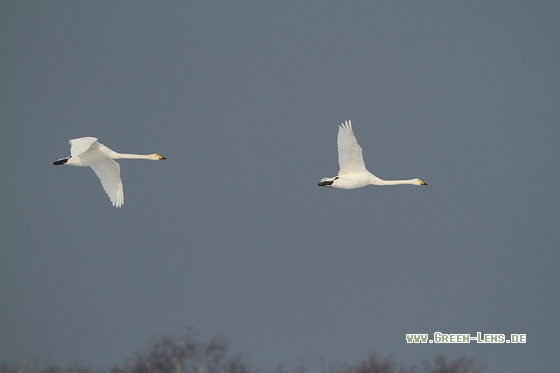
[1,2,558,372]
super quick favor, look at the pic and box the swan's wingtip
[339,120,353,133]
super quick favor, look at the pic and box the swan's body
[318,120,426,189]
[54,137,166,207]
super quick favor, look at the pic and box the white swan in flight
[54,137,166,207]
[318,120,427,189]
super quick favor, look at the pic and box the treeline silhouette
[1,328,485,373]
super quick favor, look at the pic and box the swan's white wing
[69,137,99,157]
[89,159,124,207]
[337,120,368,174]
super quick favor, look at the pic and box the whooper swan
[54,137,166,207]
[318,120,427,189]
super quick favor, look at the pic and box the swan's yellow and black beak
[158,155,166,160]
[419,179,427,185]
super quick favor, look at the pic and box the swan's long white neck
[111,152,154,160]
[370,175,418,186]
[377,179,417,185]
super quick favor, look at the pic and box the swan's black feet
[318,180,334,186]
[53,157,70,165]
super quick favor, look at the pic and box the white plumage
[318,120,427,189]
[54,137,166,207]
